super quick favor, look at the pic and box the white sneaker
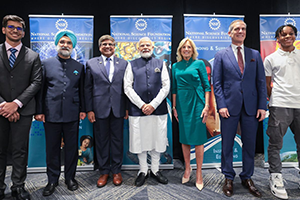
[269,173,288,199]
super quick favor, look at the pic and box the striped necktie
[9,48,17,68]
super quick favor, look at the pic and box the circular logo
[284,18,296,27]
[135,19,147,31]
[209,18,221,30]
[55,19,68,30]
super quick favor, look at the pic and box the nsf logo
[284,18,296,27]
[135,19,147,31]
[209,18,221,30]
[55,19,68,30]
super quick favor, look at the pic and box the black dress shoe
[223,178,233,197]
[241,179,262,197]
[11,187,30,200]
[135,172,148,187]
[0,189,4,200]
[42,183,58,196]
[150,171,168,184]
[65,179,78,191]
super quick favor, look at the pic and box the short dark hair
[275,24,297,38]
[98,35,115,47]
[2,15,26,29]
[80,135,93,148]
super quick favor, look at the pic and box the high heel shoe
[182,166,192,184]
[196,182,203,191]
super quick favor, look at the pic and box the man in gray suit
[0,15,42,200]
[85,35,128,188]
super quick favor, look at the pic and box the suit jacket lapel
[12,45,25,69]
[226,46,242,76]
[97,56,109,81]
[244,47,252,74]
[0,44,11,71]
[111,57,119,83]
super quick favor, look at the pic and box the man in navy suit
[35,30,86,196]
[213,20,267,197]
[85,35,128,188]
[0,15,42,200]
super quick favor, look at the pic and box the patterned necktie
[105,57,111,76]
[9,48,17,68]
[237,46,244,74]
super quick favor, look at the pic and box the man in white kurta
[124,37,170,187]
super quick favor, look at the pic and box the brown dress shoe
[113,173,123,186]
[223,178,233,197]
[97,174,109,188]
[241,179,262,197]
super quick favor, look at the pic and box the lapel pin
[73,70,79,75]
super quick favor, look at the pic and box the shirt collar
[231,43,244,51]
[5,41,22,52]
[101,54,114,62]
[277,47,297,56]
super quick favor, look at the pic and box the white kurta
[124,61,170,154]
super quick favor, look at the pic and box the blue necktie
[105,57,111,76]
[9,48,17,68]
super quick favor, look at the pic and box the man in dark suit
[213,20,267,198]
[85,35,128,187]
[35,30,86,196]
[0,15,42,200]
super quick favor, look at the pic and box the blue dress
[172,59,211,145]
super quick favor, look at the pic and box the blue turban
[54,29,77,48]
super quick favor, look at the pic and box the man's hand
[141,104,155,115]
[219,108,230,118]
[80,112,86,120]
[0,102,18,118]
[34,114,45,122]
[124,110,129,120]
[256,109,266,122]
[8,111,20,122]
[87,111,96,123]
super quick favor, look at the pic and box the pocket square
[250,58,255,62]
[154,67,161,73]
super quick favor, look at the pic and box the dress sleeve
[198,60,211,92]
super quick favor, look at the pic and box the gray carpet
[3,154,300,199]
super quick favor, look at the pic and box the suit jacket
[0,43,42,116]
[213,46,267,116]
[36,56,85,123]
[85,56,128,119]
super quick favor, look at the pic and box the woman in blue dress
[172,38,211,191]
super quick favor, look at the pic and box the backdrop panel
[260,14,300,168]
[28,15,94,171]
[110,15,173,169]
[184,14,244,167]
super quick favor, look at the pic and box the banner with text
[28,15,94,170]
[110,16,173,168]
[184,15,244,166]
[260,15,300,167]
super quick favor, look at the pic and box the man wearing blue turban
[35,29,86,196]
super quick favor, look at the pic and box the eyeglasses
[101,43,114,47]
[6,25,23,31]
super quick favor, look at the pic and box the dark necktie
[237,47,244,74]
[9,48,17,68]
[105,57,111,76]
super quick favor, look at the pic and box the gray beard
[57,46,72,57]
[140,50,152,58]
